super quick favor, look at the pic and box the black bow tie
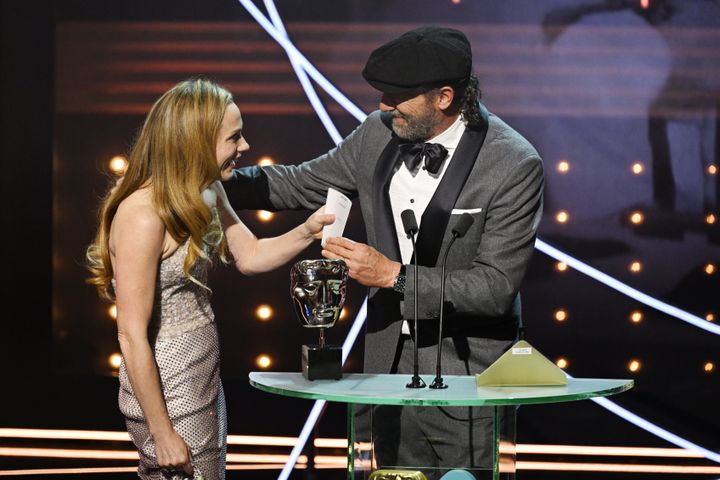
[398,142,448,174]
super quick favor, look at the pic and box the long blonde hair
[86,78,232,300]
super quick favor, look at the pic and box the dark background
[2,0,719,478]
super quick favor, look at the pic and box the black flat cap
[362,26,472,93]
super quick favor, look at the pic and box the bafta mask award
[290,259,348,380]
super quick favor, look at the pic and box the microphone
[401,209,418,236]
[401,209,425,389]
[430,213,474,389]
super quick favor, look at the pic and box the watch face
[393,271,406,293]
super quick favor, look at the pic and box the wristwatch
[392,264,407,293]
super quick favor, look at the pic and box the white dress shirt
[388,115,466,333]
[390,114,466,263]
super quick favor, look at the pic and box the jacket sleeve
[403,154,544,321]
[222,117,374,211]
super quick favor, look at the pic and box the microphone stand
[430,213,473,389]
[406,229,426,389]
[428,233,456,390]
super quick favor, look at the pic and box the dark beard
[391,108,441,142]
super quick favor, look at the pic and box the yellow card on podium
[475,340,567,387]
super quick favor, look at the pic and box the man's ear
[435,86,455,111]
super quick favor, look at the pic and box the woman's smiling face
[216,102,249,181]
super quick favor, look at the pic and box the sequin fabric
[118,242,226,480]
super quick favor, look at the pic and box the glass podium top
[249,372,633,407]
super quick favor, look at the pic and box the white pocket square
[451,207,483,215]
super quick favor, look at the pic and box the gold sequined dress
[118,242,226,480]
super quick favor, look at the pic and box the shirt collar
[426,114,465,151]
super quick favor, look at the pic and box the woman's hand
[303,206,335,240]
[154,429,193,476]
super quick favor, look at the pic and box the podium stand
[249,372,633,480]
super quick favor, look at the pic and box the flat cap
[362,26,472,93]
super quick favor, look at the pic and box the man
[225,26,544,478]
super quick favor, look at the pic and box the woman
[86,79,333,479]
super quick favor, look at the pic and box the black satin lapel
[416,103,490,267]
[372,135,403,262]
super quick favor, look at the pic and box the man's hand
[322,237,400,288]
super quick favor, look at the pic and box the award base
[302,344,342,381]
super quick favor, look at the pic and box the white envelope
[322,188,351,246]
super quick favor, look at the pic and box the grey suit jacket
[224,104,544,374]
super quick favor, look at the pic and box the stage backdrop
[52,0,719,455]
